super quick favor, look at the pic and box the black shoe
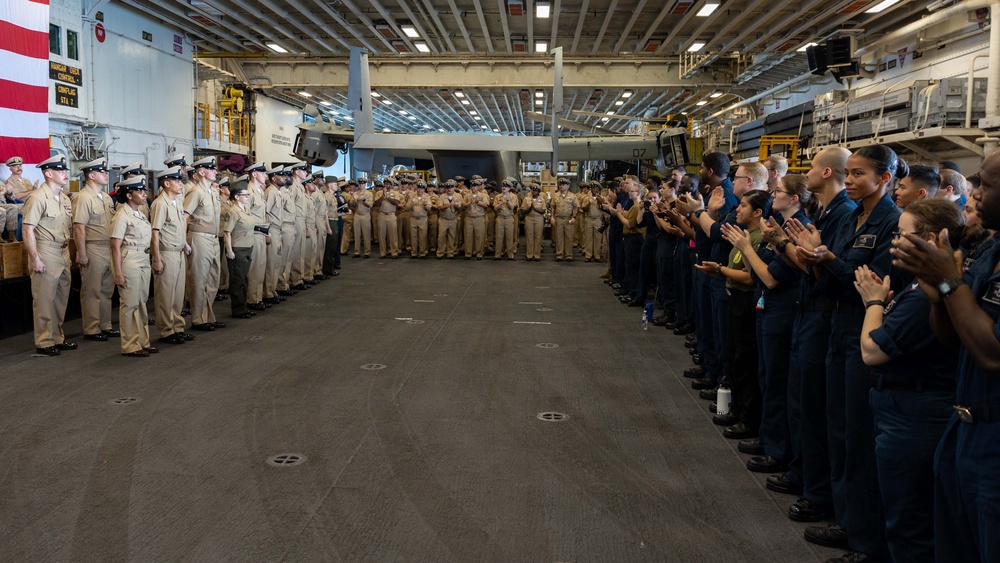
[825,551,886,563]
[788,497,831,521]
[330,270,340,276]
[55,342,78,350]
[610,283,622,290]
[275,295,286,302]
[102,329,121,337]
[738,438,766,455]
[35,346,60,356]
[181,308,191,316]
[766,474,804,496]
[686,333,697,342]
[712,413,738,426]
[699,389,717,400]
[691,354,703,364]
[723,423,756,439]
[709,402,717,414]
[277,290,294,297]
[691,377,715,390]
[627,300,643,307]
[215,293,228,301]
[291,284,308,291]
[652,317,669,326]
[212,322,227,329]
[143,346,159,354]
[684,340,698,349]
[249,302,266,311]
[233,312,253,319]
[683,366,704,379]
[192,323,215,331]
[217,289,229,296]
[180,332,196,341]
[747,455,788,473]
[264,297,280,305]
[804,525,849,549]
[158,334,185,345]
[84,332,109,341]
[673,323,695,335]
[688,347,698,356]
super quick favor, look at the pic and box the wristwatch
[776,240,790,254]
[937,278,966,298]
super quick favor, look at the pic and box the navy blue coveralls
[695,180,737,385]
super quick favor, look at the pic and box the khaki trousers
[290,218,306,285]
[119,251,151,353]
[80,242,114,334]
[583,219,603,260]
[524,215,543,260]
[495,216,516,258]
[154,249,186,337]
[486,211,496,249]
[247,233,267,303]
[218,238,229,290]
[31,242,71,348]
[464,215,486,257]
[264,228,282,298]
[278,222,295,290]
[398,212,410,251]
[428,215,439,252]
[409,217,428,257]
[353,214,371,256]
[303,222,317,280]
[378,212,399,257]
[340,215,354,254]
[189,232,219,325]
[553,217,574,259]
[436,217,457,257]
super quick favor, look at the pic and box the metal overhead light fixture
[469,110,478,115]
[535,99,543,105]
[298,91,312,97]
[622,91,633,98]
[319,101,332,106]
[383,127,391,132]
[535,42,548,53]
[415,42,430,53]
[696,101,708,106]
[371,92,381,97]
[492,128,500,132]
[423,125,431,129]
[535,91,544,98]
[615,100,624,106]
[408,116,416,120]
[455,91,465,98]
[688,42,706,52]
[710,92,723,98]
[536,1,551,17]
[266,42,287,54]
[398,110,408,114]
[401,24,420,38]
[797,42,817,52]
[474,116,482,120]
[481,125,488,130]
[605,111,615,115]
[381,99,393,105]
[866,0,902,12]
[696,2,720,16]
[461,100,470,105]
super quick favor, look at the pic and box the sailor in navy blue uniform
[892,149,1000,563]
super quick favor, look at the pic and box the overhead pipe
[855,0,991,57]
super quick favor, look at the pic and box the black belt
[953,404,1000,424]
[254,225,270,235]
[796,299,865,314]
[871,375,954,393]
[624,233,641,239]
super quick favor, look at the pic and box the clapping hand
[720,223,751,252]
[760,217,787,245]
[854,265,892,303]
[707,187,725,213]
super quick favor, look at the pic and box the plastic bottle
[643,301,654,330]
[716,382,733,416]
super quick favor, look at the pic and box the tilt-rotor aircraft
[293,47,690,180]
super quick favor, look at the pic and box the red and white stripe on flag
[0,0,50,165]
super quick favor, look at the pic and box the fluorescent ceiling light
[606,111,615,115]
[408,116,416,120]
[481,126,488,130]
[797,42,817,52]
[536,2,550,17]
[383,127,391,132]
[535,91,544,98]
[319,101,331,106]
[330,111,339,115]
[492,128,500,132]
[398,110,408,115]
[371,92,381,97]
[601,117,610,122]
[423,125,431,129]
[455,91,465,98]
[474,116,482,120]
[622,91,633,98]
[710,92,723,98]
[401,25,419,38]
[688,42,705,52]
[415,42,430,53]
[461,100,470,105]
[615,100,624,106]
[438,128,445,132]
[345,116,353,120]
[382,99,393,105]
[866,0,901,12]
[696,2,720,16]
[298,91,312,97]
[266,42,288,53]
[696,101,708,106]
[469,110,478,115]
[535,99,543,105]
[535,42,547,53]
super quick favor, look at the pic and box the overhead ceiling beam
[633,1,673,54]
[471,0,496,54]
[254,0,338,54]
[655,0,713,55]
[612,0,648,55]
[679,1,731,52]
[204,0,315,54]
[569,0,591,54]
[590,0,619,55]
[339,0,397,53]
[395,0,441,54]
[495,0,513,54]
[446,0,477,53]
[549,0,562,51]
[283,0,353,52]
[123,0,245,52]
[241,57,735,90]
[306,0,380,53]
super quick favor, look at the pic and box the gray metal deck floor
[0,253,843,562]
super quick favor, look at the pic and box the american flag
[0,0,50,164]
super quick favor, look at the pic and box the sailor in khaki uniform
[339,180,355,255]
[426,183,440,254]
[462,178,490,259]
[493,179,519,260]
[73,157,118,341]
[163,153,190,183]
[243,162,270,310]
[277,167,298,294]
[2,156,36,239]
[352,180,373,257]
[405,180,431,258]
[311,172,330,280]
[263,166,287,303]
[222,184,256,319]
[117,162,149,218]
[436,180,460,258]
[579,181,605,261]
[287,161,310,290]
[21,155,76,355]
[150,167,192,345]
[216,177,232,295]
[375,181,401,258]
[551,178,579,261]
[397,177,412,253]
[183,156,225,331]
[322,176,343,276]
[484,179,497,253]
[522,183,547,261]
[300,177,318,283]
[110,176,155,357]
